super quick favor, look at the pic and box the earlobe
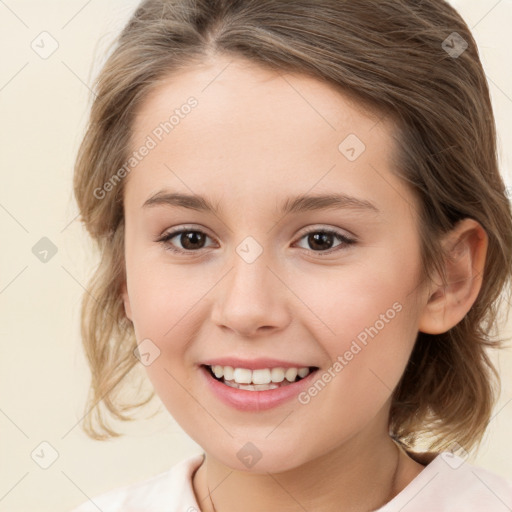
[418,218,488,335]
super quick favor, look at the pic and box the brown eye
[178,231,207,250]
[158,229,214,253]
[295,229,356,253]
[306,232,335,251]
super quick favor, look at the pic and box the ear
[418,218,488,335]
[120,281,133,322]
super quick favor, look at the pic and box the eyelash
[156,226,356,256]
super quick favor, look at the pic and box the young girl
[70,0,512,510]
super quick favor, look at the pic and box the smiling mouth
[202,364,319,391]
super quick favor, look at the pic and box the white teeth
[298,367,310,378]
[224,381,281,391]
[223,366,234,381]
[212,365,224,379]
[233,368,252,384]
[270,368,285,382]
[208,365,312,385]
[285,368,298,382]
[252,369,271,385]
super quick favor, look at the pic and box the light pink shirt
[69,452,512,511]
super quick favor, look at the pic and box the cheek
[125,240,195,331]
[124,259,200,410]
[320,269,422,413]
[309,256,419,337]
[124,255,217,386]
[303,295,419,441]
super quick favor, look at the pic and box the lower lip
[199,365,319,411]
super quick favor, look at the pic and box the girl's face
[121,55,431,473]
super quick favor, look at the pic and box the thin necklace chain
[206,442,401,512]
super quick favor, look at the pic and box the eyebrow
[142,190,380,215]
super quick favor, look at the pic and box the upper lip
[201,357,318,370]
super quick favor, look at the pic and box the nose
[210,250,292,338]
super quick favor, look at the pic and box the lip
[200,357,316,370]
[199,364,320,411]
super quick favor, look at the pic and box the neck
[193,433,417,512]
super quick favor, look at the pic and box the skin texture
[121,54,488,511]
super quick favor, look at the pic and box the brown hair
[73,0,512,451]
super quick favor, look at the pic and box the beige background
[0,1,511,511]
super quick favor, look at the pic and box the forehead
[126,55,415,220]
[131,55,386,147]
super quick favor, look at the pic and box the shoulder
[68,453,205,512]
[379,451,512,512]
